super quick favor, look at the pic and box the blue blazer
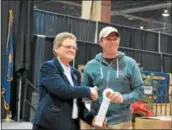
[32,57,94,129]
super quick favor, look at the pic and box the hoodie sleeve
[122,60,144,104]
[81,65,94,87]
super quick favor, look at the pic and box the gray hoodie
[82,51,144,125]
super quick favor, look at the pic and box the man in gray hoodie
[82,26,144,129]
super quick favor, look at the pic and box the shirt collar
[57,57,71,73]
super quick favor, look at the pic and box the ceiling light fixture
[164,9,168,13]
[125,15,134,20]
[128,17,133,20]
[140,26,144,29]
[162,9,170,17]
[162,12,170,17]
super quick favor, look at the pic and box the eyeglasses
[61,45,78,51]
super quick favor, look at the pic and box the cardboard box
[80,120,91,129]
[135,116,172,129]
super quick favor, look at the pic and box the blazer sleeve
[79,101,95,125]
[75,69,95,125]
[39,62,91,100]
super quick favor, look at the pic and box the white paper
[144,86,153,95]
[72,99,78,119]
[95,98,110,127]
[95,88,113,127]
[85,102,91,111]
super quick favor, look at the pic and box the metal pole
[158,31,161,53]
[94,20,98,43]
[17,76,22,122]
[158,31,163,72]
[160,53,163,72]
[22,82,28,121]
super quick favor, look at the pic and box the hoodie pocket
[113,73,131,93]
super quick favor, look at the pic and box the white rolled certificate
[95,88,113,127]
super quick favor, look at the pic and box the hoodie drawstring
[99,58,119,80]
[100,61,103,79]
[116,58,119,78]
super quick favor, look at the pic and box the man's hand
[90,86,98,101]
[92,116,107,128]
[110,92,123,103]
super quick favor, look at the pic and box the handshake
[90,86,98,101]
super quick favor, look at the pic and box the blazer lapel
[71,68,79,86]
[53,57,70,85]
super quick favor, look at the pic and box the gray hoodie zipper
[99,57,119,89]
